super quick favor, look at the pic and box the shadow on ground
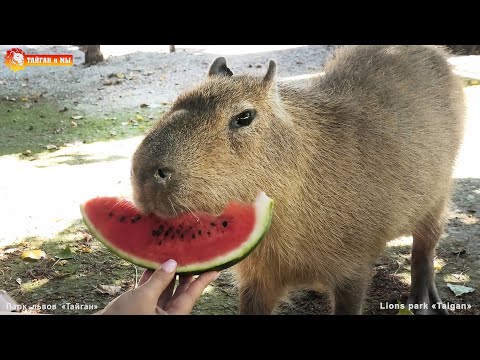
[1,177,477,315]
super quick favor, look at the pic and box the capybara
[131,45,466,314]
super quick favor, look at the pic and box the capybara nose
[154,167,174,186]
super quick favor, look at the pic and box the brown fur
[131,46,466,314]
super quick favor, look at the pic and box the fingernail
[161,259,177,273]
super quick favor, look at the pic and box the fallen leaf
[46,144,58,150]
[71,121,77,127]
[108,73,125,79]
[397,307,414,315]
[16,278,22,285]
[97,285,122,296]
[20,249,47,261]
[434,258,447,272]
[110,131,117,136]
[82,232,93,242]
[56,246,74,260]
[5,248,18,254]
[20,96,29,101]
[396,300,414,315]
[121,121,129,126]
[136,114,144,121]
[58,260,68,266]
[71,115,84,120]
[22,150,32,156]
[80,246,92,253]
[447,283,475,297]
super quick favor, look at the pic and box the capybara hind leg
[332,272,370,315]
[239,280,285,315]
[408,203,449,315]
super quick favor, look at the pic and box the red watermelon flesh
[80,192,273,274]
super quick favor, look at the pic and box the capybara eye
[231,110,255,128]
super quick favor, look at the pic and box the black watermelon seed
[131,214,142,223]
[164,229,170,237]
[152,230,158,236]
[176,229,180,234]
[159,240,162,245]
[180,234,184,239]
[119,216,126,222]
[222,221,228,228]
[210,222,216,227]
[189,226,193,231]
[108,212,114,217]
[207,231,211,236]
[159,225,164,232]
[192,233,196,239]
[170,235,174,239]
[198,230,202,236]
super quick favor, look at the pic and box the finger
[179,275,195,286]
[167,271,219,315]
[157,277,176,308]
[155,306,168,315]
[169,275,195,303]
[139,269,154,286]
[139,259,177,298]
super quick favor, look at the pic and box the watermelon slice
[80,192,273,274]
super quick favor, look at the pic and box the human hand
[97,259,219,315]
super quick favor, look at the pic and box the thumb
[141,259,177,297]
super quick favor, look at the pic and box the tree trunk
[84,45,104,64]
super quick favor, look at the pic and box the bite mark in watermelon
[80,192,273,274]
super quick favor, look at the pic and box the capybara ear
[262,60,277,86]
[207,57,233,78]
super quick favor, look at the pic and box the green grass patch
[0,98,166,156]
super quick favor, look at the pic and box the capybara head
[131,57,294,216]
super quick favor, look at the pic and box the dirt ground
[0,45,479,315]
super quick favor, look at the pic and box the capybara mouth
[135,191,235,220]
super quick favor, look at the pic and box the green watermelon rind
[80,192,274,275]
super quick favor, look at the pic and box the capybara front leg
[332,272,371,315]
[408,204,449,315]
[239,280,285,315]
